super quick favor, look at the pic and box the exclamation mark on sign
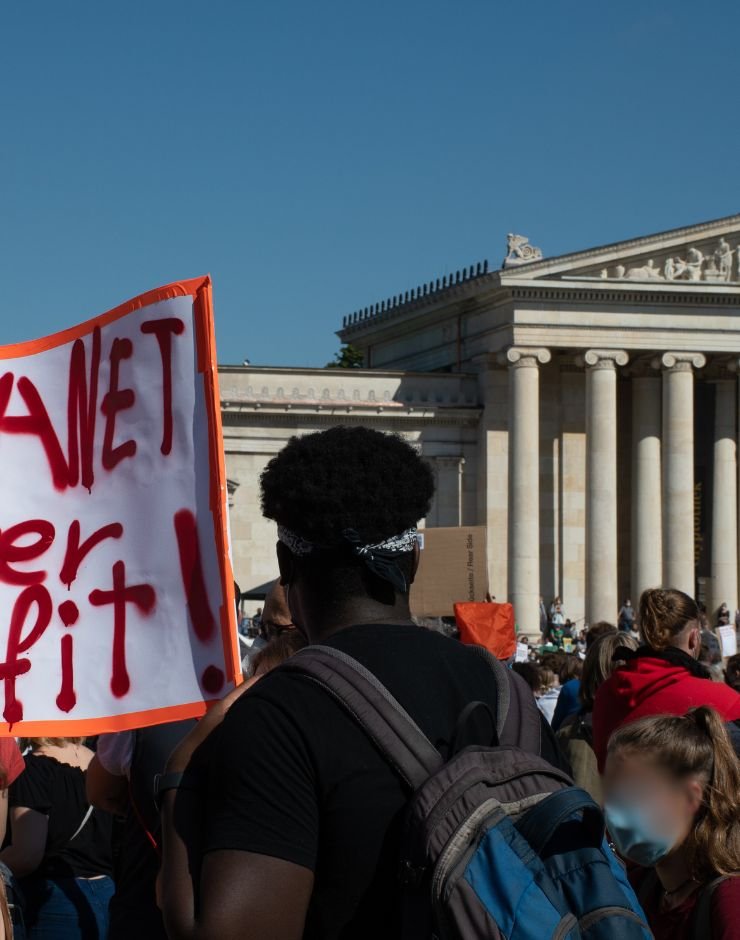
[56,600,79,712]
[173,509,224,694]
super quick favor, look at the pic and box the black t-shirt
[204,623,566,939]
[9,753,113,879]
[109,720,196,940]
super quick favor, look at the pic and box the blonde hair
[638,588,700,651]
[580,632,639,710]
[608,707,740,882]
[24,737,84,750]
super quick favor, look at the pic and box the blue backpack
[284,644,652,939]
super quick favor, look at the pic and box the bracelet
[153,771,204,811]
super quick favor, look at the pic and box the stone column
[582,350,628,624]
[435,456,465,527]
[504,347,551,632]
[631,372,662,600]
[711,378,737,614]
[660,352,705,595]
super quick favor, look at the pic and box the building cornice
[498,213,740,279]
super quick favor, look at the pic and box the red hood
[607,655,695,710]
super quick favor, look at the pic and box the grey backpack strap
[281,645,443,790]
[691,873,738,939]
[468,645,542,752]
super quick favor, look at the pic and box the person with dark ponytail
[603,707,740,939]
[592,588,740,772]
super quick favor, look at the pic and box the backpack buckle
[398,859,426,888]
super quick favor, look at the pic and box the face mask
[604,803,678,867]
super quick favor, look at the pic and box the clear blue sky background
[1,1,738,367]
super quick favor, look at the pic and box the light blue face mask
[604,803,677,867]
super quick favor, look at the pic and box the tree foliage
[326,343,364,369]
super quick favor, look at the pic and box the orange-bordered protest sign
[0,277,240,735]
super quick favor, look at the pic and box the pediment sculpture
[599,237,737,283]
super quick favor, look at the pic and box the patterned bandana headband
[277,525,418,594]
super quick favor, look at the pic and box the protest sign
[718,625,737,658]
[410,526,488,617]
[0,277,239,735]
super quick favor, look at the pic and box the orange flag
[454,601,516,660]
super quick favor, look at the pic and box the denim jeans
[21,875,114,940]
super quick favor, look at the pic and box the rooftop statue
[503,233,543,268]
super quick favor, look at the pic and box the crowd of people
[0,426,737,939]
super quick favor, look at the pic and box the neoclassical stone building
[223,214,740,632]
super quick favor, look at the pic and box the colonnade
[503,347,735,631]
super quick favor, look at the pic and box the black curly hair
[260,426,435,547]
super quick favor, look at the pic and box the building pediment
[500,213,740,287]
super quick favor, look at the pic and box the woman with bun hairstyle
[603,707,740,939]
[592,588,740,772]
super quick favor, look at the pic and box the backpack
[638,869,739,939]
[284,644,651,939]
[691,873,738,938]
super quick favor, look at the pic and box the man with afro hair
[160,427,566,940]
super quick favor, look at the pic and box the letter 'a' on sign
[0,277,240,736]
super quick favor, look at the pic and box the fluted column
[631,372,662,600]
[583,350,628,624]
[661,352,705,594]
[711,378,737,614]
[435,456,465,527]
[504,347,550,631]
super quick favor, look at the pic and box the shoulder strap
[691,873,739,940]
[469,644,542,752]
[516,787,604,852]
[281,645,443,790]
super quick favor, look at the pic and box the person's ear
[688,624,702,658]
[277,542,294,586]
[409,540,421,585]
[684,777,704,816]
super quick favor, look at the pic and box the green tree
[326,343,364,369]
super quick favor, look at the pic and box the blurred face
[603,749,704,867]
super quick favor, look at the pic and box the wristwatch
[153,771,203,811]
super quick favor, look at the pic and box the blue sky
[1,1,738,367]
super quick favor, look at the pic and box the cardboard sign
[718,625,737,658]
[410,526,488,617]
[0,277,239,735]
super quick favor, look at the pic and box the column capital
[655,351,706,373]
[434,455,465,470]
[578,349,629,371]
[499,347,551,369]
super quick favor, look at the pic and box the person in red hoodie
[592,587,740,773]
